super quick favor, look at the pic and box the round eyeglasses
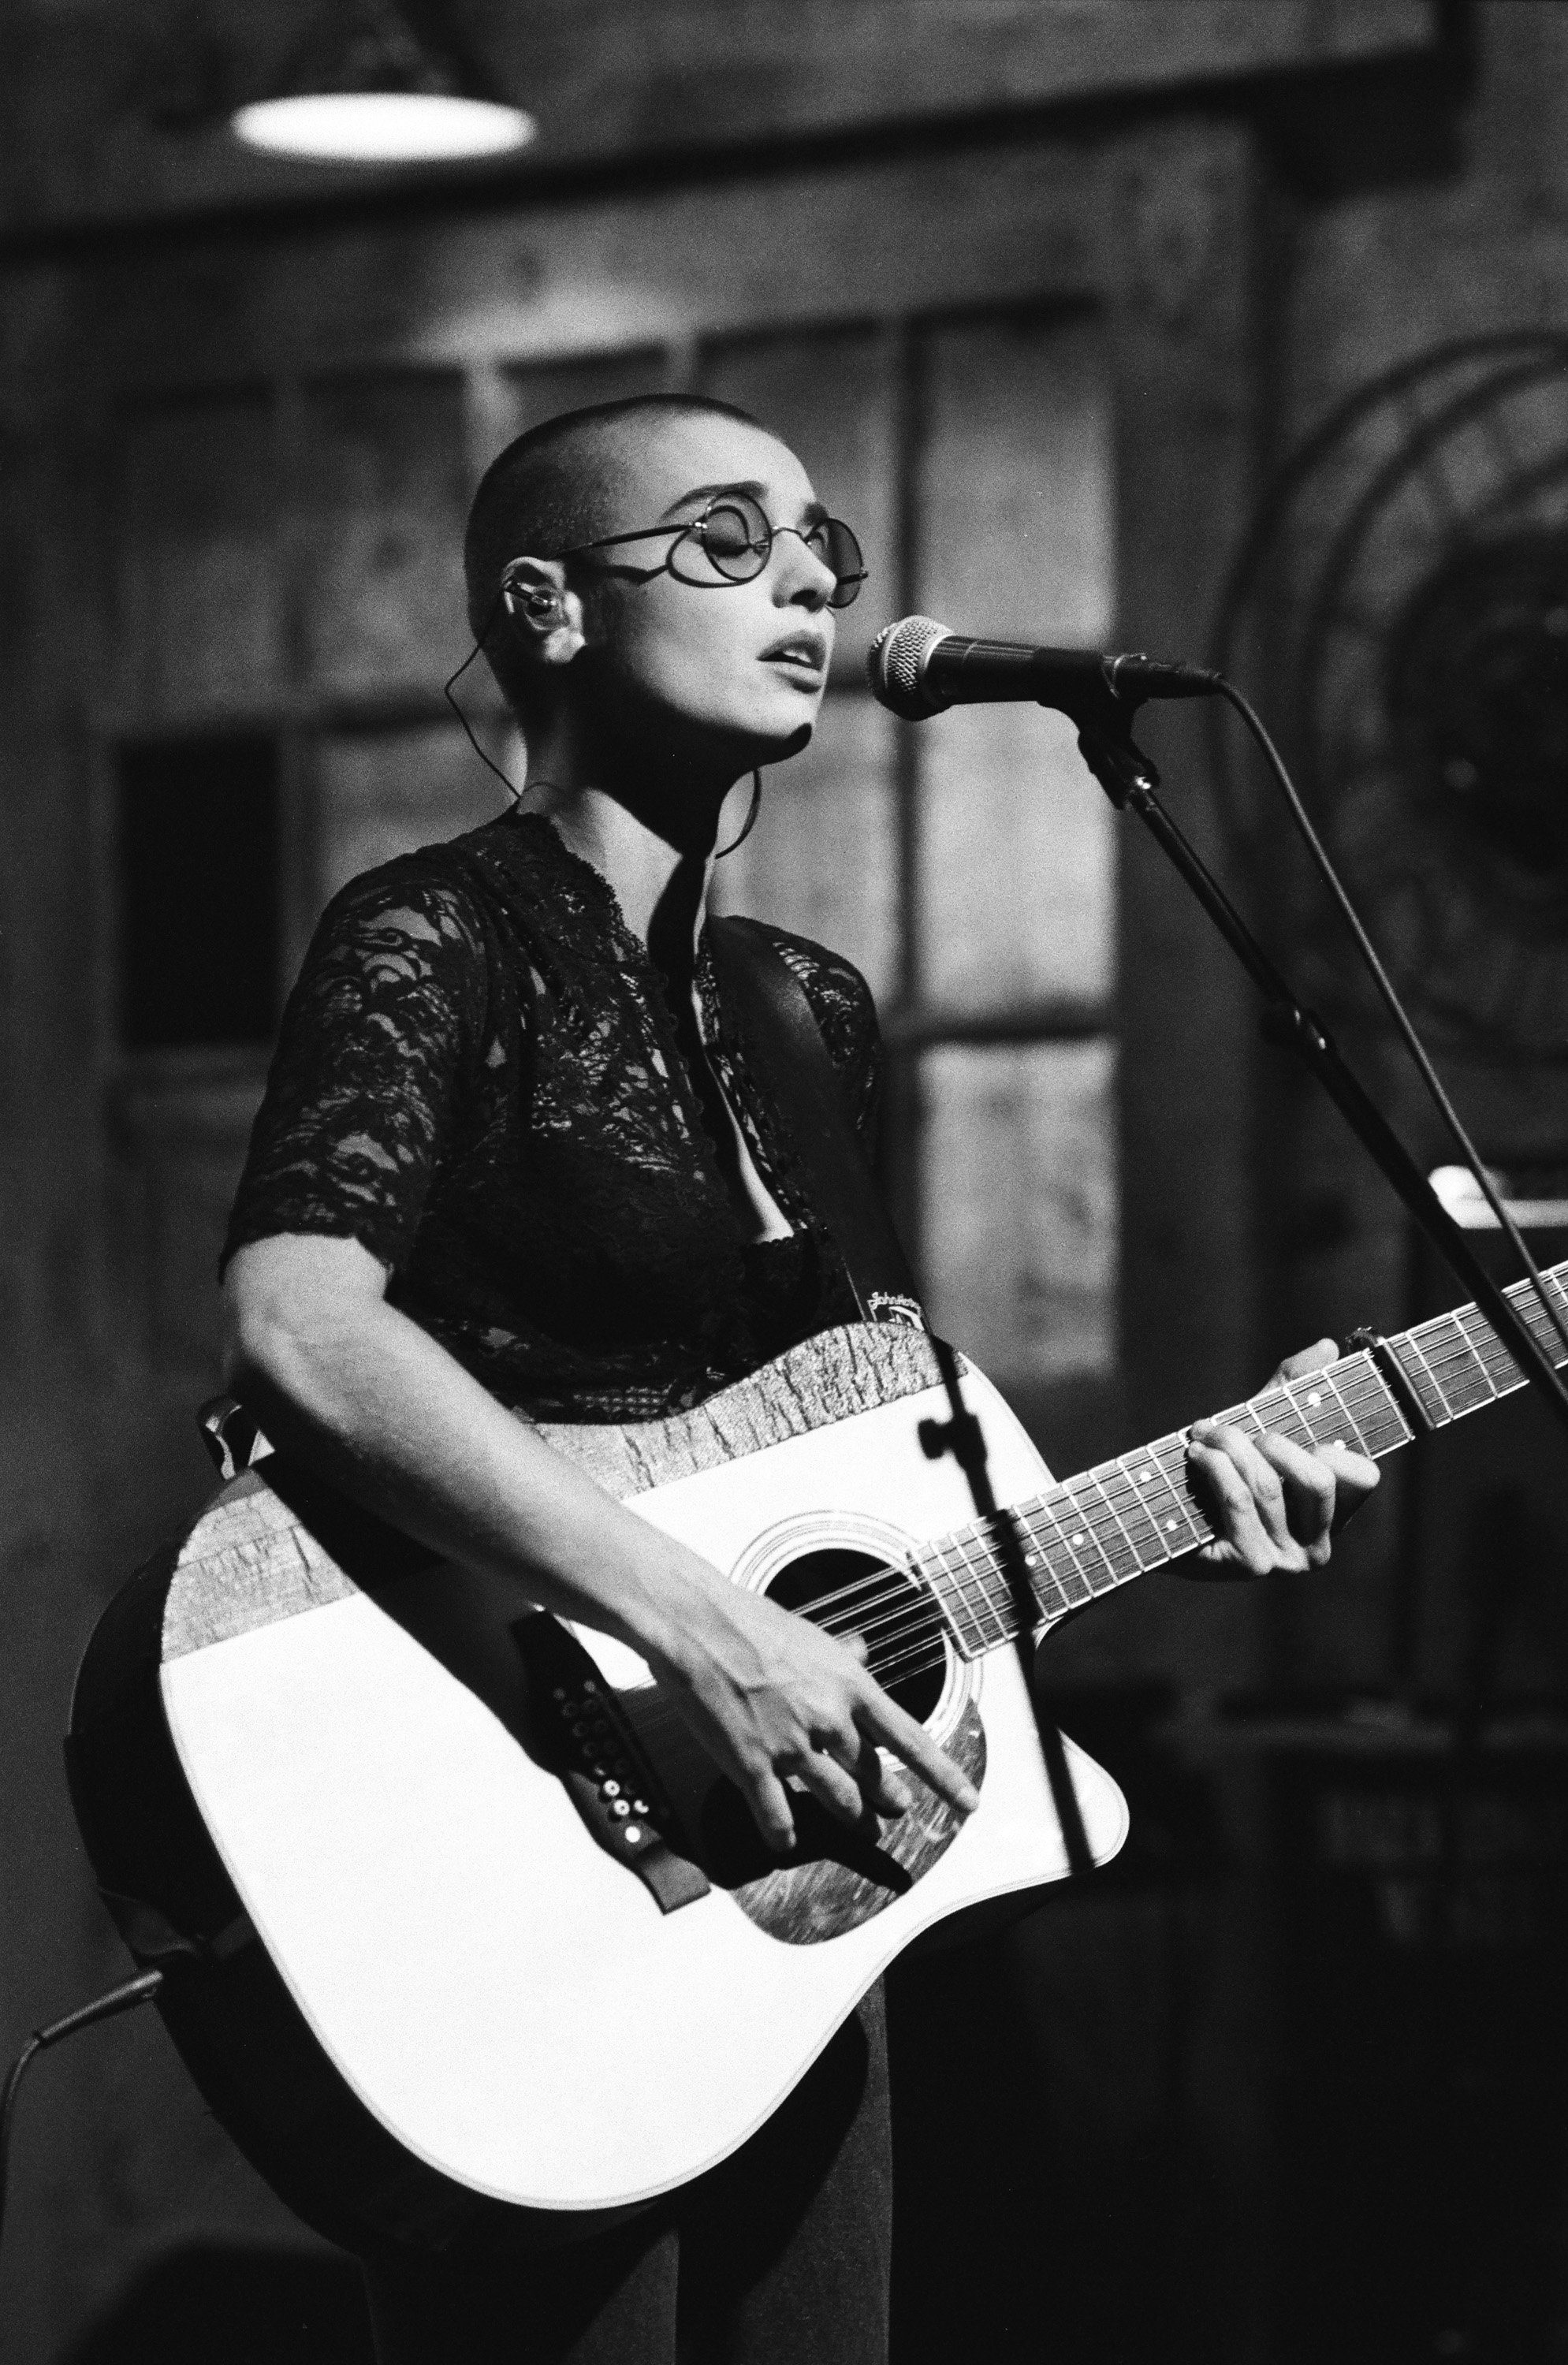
[546,490,867,609]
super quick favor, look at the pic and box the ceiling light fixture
[232,0,535,166]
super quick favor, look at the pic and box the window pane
[314,723,512,912]
[300,372,470,695]
[914,311,1115,1012]
[698,325,896,676]
[142,1120,259,1369]
[502,348,673,440]
[117,736,280,1048]
[710,691,898,1003]
[116,393,279,717]
[917,702,1114,1008]
[921,1037,1117,1385]
[918,310,1114,641]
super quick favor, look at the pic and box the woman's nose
[774,527,836,609]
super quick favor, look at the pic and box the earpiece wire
[444,585,524,803]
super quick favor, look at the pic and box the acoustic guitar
[65,1264,1567,2258]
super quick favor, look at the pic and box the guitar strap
[708,915,925,1329]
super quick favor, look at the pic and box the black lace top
[223,811,882,1421]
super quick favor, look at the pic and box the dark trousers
[363,1987,891,2365]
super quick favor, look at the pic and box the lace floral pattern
[224,812,883,1420]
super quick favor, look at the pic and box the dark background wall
[2,2,1566,2357]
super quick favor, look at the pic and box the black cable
[0,1970,164,2261]
[443,585,523,803]
[1215,676,1568,1368]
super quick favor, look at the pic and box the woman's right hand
[639,1553,981,1856]
[226,1234,975,1857]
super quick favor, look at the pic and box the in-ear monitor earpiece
[501,567,561,624]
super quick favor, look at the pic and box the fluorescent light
[1429,1164,1568,1231]
[229,2,533,168]
[233,91,534,163]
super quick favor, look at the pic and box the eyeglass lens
[679,494,866,607]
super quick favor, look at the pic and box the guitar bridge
[512,1615,710,1915]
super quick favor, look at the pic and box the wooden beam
[1,0,1447,262]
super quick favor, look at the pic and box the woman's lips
[762,635,829,682]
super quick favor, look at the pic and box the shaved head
[464,393,772,709]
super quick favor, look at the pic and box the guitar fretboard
[908,1257,1568,1663]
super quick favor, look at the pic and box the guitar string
[622,1585,988,1756]
[613,1271,1568,1793]
[628,1279,1568,1711]
[741,1399,1273,1644]
[836,1295,1565,1689]
[616,1582,952,1737]
[809,1500,1189,1655]
[664,1389,1372,1689]
[630,1348,1544,1734]
[751,1389,1306,1644]
[764,1506,1154,1646]
[794,1387,1370,1651]
[616,1623,968,1764]
[618,1362,1381,1717]
[784,1330,1446,1637]
[624,1552,1161,1761]
[778,1264,1568,1646]
[679,1479,1211,1680]
[565,1387,1344,1770]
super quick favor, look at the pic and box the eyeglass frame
[538,490,868,609]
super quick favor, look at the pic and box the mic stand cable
[1212,678,1568,1365]
[1071,713,1568,1445]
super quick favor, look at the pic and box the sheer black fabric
[224,811,883,1421]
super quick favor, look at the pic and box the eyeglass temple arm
[546,524,698,561]
[553,516,858,563]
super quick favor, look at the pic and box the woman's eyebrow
[657,479,768,519]
[657,480,829,527]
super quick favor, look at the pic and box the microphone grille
[866,614,952,718]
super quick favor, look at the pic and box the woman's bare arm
[226,1238,1376,1849]
[224,1231,979,1853]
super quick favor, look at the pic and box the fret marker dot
[1070,1533,1086,1547]
[1137,1469,1152,1483]
[1305,1391,1322,1406]
[1164,1518,1178,1532]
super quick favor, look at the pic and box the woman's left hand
[1184,1338,1380,1578]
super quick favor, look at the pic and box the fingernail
[958,1782,980,1813]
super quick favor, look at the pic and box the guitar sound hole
[765,1549,945,1727]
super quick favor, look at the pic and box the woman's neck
[517,768,754,974]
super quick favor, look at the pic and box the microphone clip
[1074,716,1160,809]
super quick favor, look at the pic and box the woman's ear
[499,557,587,665]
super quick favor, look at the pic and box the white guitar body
[70,1264,1566,2253]
[82,1324,1124,2237]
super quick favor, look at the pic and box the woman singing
[222,393,1375,2363]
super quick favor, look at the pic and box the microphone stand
[1070,710,1568,1444]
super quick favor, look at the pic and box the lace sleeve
[762,926,885,1153]
[222,862,493,1276]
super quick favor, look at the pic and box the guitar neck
[906,1257,1568,1663]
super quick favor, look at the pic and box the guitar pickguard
[723,1697,986,1946]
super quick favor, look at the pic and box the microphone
[867,614,1221,721]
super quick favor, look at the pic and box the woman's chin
[747,713,818,762]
